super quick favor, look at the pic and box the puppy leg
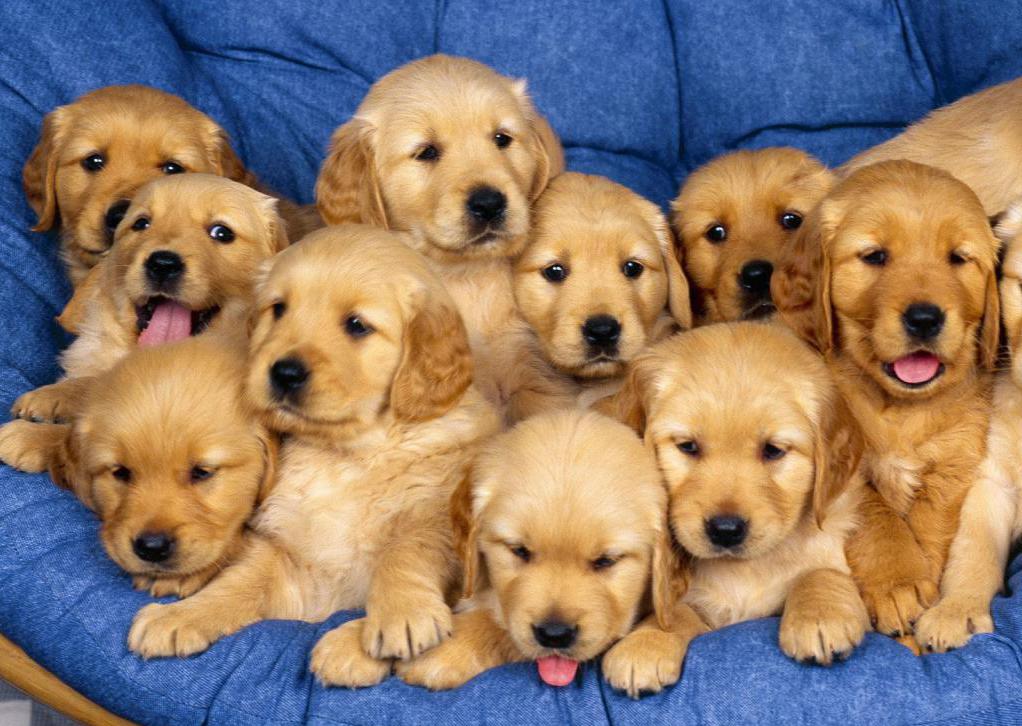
[133,562,224,599]
[11,378,93,423]
[396,609,523,690]
[0,420,67,473]
[779,568,870,664]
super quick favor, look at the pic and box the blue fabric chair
[2,1,1022,723]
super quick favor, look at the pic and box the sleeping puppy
[514,172,692,405]
[841,77,1022,217]
[128,225,501,689]
[396,409,668,691]
[600,322,868,697]
[11,173,288,424]
[0,334,275,597]
[316,54,571,421]
[671,148,833,323]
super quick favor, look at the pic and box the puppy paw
[361,590,452,661]
[310,620,392,688]
[133,570,215,599]
[0,420,62,472]
[862,579,938,637]
[394,638,485,691]
[11,383,75,424]
[602,629,685,699]
[914,598,993,653]
[128,602,220,658]
[780,594,869,665]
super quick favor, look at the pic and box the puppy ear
[23,106,68,232]
[255,428,279,504]
[597,353,651,436]
[315,118,388,226]
[999,236,1022,358]
[812,391,863,527]
[204,122,260,188]
[651,519,690,630]
[390,290,473,422]
[649,206,693,330]
[511,80,565,201]
[49,424,95,510]
[56,261,103,334]
[450,467,482,600]
[980,254,1002,372]
[255,195,291,254]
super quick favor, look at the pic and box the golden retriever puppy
[316,54,571,421]
[783,161,999,645]
[513,172,692,404]
[671,148,833,323]
[11,173,289,424]
[396,409,667,691]
[599,322,868,696]
[127,225,501,689]
[841,78,1022,217]
[0,334,274,597]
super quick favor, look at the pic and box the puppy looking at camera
[11,173,289,424]
[514,172,692,405]
[316,54,571,421]
[600,322,868,696]
[397,409,669,692]
[671,148,833,323]
[0,334,275,597]
[128,225,501,688]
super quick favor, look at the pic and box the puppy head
[452,410,665,680]
[98,174,287,347]
[53,336,275,579]
[23,85,253,275]
[809,161,999,398]
[316,54,564,263]
[514,173,692,379]
[996,200,1022,384]
[246,224,473,439]
[671,148,833,323]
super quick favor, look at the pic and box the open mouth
[883,351,945,388]
[536,654,580,687]
[135,296,219,348]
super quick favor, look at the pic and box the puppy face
[454,410,665,679]
[671,148,833,322]
[23,85,252,280]
[813,161,999,398]
[514,173,692,379]
[56,337,274,579]
[246,224,473,439]
[316,54,564,263]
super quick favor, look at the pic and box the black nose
[705,515,748,549]
[739,260,774,296]
[466,186,507,223]
[144,250,185,286]
[132,531,175,563]
[532,620,578,650]
[104,199,131,232]
[902,303,945,340]
[270,357,309,398]
[582,314,622,349]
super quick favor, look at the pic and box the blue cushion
[2,1,1022,723]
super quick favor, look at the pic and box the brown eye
[949,251,967,266]
[344,315,373,338]
[161,161,185,175]
[510,544,532,562]
[542,263,568,283]
[677,440,700,456]
[780,212,802,230]
[272,301,286,320]
[494,132,512,149]
[705,224,727,243]
[81,153,105,172]
[112,465,132,483]
[130,216,150,232]
[622,260,644,279]
[862,249,887,266]
[592,555,617,571]
[208,224,235,243]
[190,465,214,483]
[416,145,440,162]
[762,443,786,461]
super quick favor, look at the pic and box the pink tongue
[536,655,579,687]
[138,300,193,348]
[892,352,941,384]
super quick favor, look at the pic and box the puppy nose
[705,515,748,549]
[132,531,175,563]
[466,186,507,223]
[739,260,774,296]
[104,199,131,232]
[270,357,309,397]
[532,620,578,649]
[145,250,185,286]
[582,315,622,348]
[902,303,945,340]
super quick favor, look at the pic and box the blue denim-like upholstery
[2,1,1022,723]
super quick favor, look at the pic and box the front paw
[133,570,215,599]
[780,593,869,665]
[862,579,938,637]
[310,619,392,688]
[0,420,63,472]
[11,383,75,424]
[128,602,220,658]
[361,590,452,660]
[914,598,993,653]
[395,638,485,691]
[602,629,685,699]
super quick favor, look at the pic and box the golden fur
[671,148,833,323]
[315,54,571,422]
[126,225,501,689]
[396,409,667,692]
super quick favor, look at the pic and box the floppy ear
[651,518,690,630]
[23,106,68,232]
[812,390,863,528]
[649,207,693,330]
[390,290,474,423]
[596,353,651,436]
[56,261,103,334]
[999,237,1022,359]
[980,254,1002,372]
[49,423,96,510]
[315,118,388,226]
[204,122,261,188]
[511,79,564,201]
[255,195,291,254]
[255,427,279,504]
[450,467,482,600]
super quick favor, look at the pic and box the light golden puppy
[514,172,692,402]
[671,148,833,323]
[0,334,275,597]
[842,78,1022,217]
[316,54,571,421]
[127,225,501,689]
[396,409,668,693]
[11,173,289,424]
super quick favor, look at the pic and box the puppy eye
[111,465,132,483]
[81,153,105,172]
[591,555,618,571]
[161,161,185,175]
[415,145,440,162]
[762,443,786,461]
[208,224,235,244]
[130,217,151,232]
[190,465,215,483]
[949,250,967,266]
[677,440,700,456]
[780,212,802,230]
[705,224,727,243]
[861,249,888,266]
[621,260,644,279]
[510,544,532,562]
[494,132,513,149]
[344,315,374,338]
[272,301,286,320]
[541,263,569,283]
